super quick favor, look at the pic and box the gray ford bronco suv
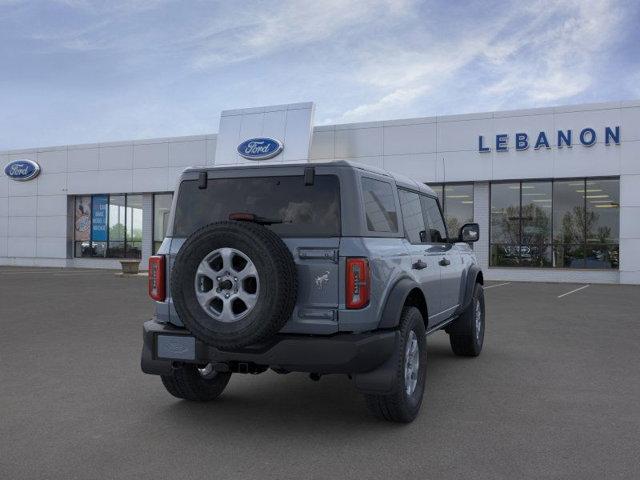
[142,161,484,423]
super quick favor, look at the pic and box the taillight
[148,255,166,302]
[346,258,369,309]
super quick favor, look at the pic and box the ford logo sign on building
[4,159,41,181]
[237,137,283,160]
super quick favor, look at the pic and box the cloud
[335,0,626,122]
[191,0,414,70]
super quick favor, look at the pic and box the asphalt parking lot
[1,268,639,479]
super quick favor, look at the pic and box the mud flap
[353,331,400,395]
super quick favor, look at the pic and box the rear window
[173,175,341,237]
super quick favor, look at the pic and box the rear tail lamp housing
[148,255,166,302]
[346,258,370,309]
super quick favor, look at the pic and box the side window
[420,195,448,243]
[398,190,426,244]
[361,177,398,233]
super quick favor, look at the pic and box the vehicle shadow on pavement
[147,334,464,433]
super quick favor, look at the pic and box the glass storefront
[490,178,619,269]
[430,183,474,237]
[74,193,144,259]
[153,193,173,253]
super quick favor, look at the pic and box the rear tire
[448,282,485,357]
[161,364,231,401]
[364,306,427,423]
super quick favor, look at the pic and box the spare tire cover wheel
[171,221,297,349]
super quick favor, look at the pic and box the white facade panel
[133,142,169,169]
[335,127,382,158]
[383,153,438,182]
[97,169,133,193]
[620,107,640,142]
[37,215,67,238]
[620,140,640,175]
[133,167,170,192]
[8,196,37,217]
[36,237,67,258]
[37,195,67,217]
[0,197,7,217]
[0,215,7,236]
[7,236,36,258]
[99,144,133,170]
[8,216,37,237]
[383,123,436,155]
[68,147,99,172]
[36,149,67,173]
[169,139,207,167]
[620,174,640,206]
[8,177,38,196]
[438,118,492,152]
[309,130,334,160]
[37,172,67,196]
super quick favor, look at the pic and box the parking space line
[557,284,590,298]
[484,282,511,290]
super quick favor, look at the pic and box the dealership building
[1,100,639,284]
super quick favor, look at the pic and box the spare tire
[171,221,297,349]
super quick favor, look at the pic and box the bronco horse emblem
[315,271,330,289]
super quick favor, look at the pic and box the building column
[141,193,153,269]
[473,182,489,271]
[619,174,640,284]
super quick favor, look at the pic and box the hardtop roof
[183,160,436,196]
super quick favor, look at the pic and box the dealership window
[429,183,474,236]
[153,193,173,253]
[74,194,144,259]
[490,178,619,269]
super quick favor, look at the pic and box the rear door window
[398,189,426,244]
[361,177,398,233]
[420,195,448,243]
[173,175,341,237]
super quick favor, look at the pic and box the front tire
[364,306,427,423]
[448,282,485,357]
[161,364,232,401]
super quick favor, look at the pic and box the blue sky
[1,0,639,150]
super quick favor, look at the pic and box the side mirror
[458,223,480,243]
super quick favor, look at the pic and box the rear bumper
[141,319,398,376]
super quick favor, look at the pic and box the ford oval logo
[237,137,283,160]
[4,159,41,182]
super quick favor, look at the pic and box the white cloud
[335,0,625,122]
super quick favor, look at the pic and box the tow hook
[309,372,321,382]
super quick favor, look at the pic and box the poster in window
[74,196,91,241]
[91,195,108,242]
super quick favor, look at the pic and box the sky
[1,0,639,150]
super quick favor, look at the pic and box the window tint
[398,190,426,243]
[361,177,398,233]
[420,195,447,243]
[174,175,341,237]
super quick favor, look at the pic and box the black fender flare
[377,277,424,330]
[454,265,483,317]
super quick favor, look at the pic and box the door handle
[439,257,451,266]
[412,259,428,270]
